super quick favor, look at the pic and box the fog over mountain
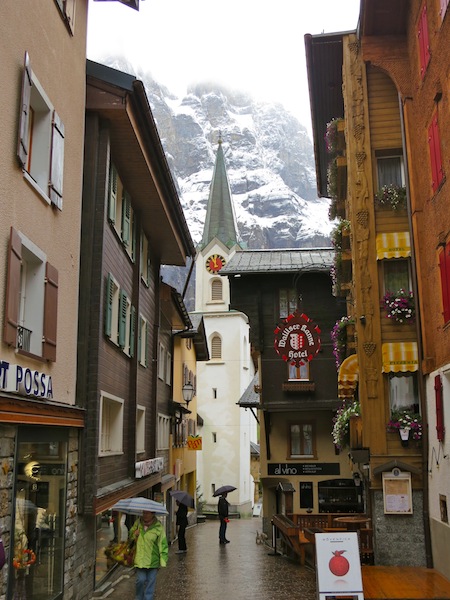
[104,57,333,251]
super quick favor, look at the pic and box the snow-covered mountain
[104,57,333,250]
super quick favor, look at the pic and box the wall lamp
[182,381,194,408]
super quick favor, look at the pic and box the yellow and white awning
[338,354,358,398]
[381,342,418,373]
[376,232,411,260]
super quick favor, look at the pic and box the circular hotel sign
[274,311,321,367]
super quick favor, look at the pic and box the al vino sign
[274,311,321,368]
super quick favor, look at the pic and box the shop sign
[135,457,164,479]
[274,311,321,367]
[187,435,202,450]
[0,360,53,399]
[268,462,340,476]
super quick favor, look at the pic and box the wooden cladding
[367,67,402,149]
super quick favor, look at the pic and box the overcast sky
[87,0,360,135]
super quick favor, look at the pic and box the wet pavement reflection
[106,517,317,600]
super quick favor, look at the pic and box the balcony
[17,326,32,352]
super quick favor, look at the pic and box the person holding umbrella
[218,492,230,544]
[175,500,188,553]
[129,509,168,600]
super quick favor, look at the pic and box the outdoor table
[333,516,371,531]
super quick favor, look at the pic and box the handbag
[105,538,136,567]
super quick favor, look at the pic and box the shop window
[210,335,222,359]
[289,423,314,458]
[376,152,404,188]
[279,288,297,319]
[288,362,310,381]
[389,372,419,414]
[417,3,431,79]
[136,406,145,453]
[138,315,148,367]
[10,427,68,600]
[428,110,444,193]
[99,393,124,455]
[383,259,411,292]
[211,278,223,301]
[4,227,58,361]
[438,242,450,323]
[17,53,64,209]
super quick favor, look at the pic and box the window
[376,153,404,188]
[210,335,222,359]
[157,414,170,450]
[211,278,223,301]
[17,53,64,209]
[55,0,76,33]
[213,388,217,399]
[105,273,120,345]
[383,259,410,292]
[279,289,297,319]
[439,242,450,323]
[138,315,148,366]
[288,363,310,381]
[136,405,145,453]
[158,343,165,379]
[108,162,136,260]
[140,231,151,285]
[99,392,124,455]
[4,228,58,361]
[389,373,419,413]
[428,110,444,193]
[212,432,217,443]
[105,274,135,355]
[289,423,314,457]
[417,3,431,79]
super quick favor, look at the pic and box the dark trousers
[178,523,187,551]
[219,519,227,542]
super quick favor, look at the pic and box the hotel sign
[274,311,321,368]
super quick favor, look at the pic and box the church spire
[200,134,241,249]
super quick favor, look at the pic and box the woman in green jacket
[130,510,168,600]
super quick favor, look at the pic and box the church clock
[205,254,226,273]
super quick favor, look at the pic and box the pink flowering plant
[375,184,407,210]
[332,400,361,450]
[331,316,355,367]
[387,410,422,441]
[381,289,415,324]
[325,118,344,156]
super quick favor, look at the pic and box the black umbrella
[213,485,237,497]
[170,490,195,508]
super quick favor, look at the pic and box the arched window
[211,278,223,301]
[211,335,222,359]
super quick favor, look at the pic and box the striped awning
[376,232,411,259]
[382,342,418,373]
[338,354,358,398]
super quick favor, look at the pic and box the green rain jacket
[130,518,168,569]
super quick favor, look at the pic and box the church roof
[200,137,241,249]
[221,248,334,275]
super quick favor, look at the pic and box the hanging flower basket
[332,400,361,450]
[380,289,415,324]
[374,184,407,210]
[331,316,355,368]
[387,410,422,442]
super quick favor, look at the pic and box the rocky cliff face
[106,57,333,251]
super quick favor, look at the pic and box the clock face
[206,254,226,273]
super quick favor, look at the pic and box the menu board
[382,471,412,514]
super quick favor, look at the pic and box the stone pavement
[98,517,317,600]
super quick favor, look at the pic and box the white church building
[192,136,256,516]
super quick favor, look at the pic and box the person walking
[218,492,230,544]
[130,510,168,600]
[175,500,188,554]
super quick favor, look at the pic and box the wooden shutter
[211,279,222,301]
[418,4,431,79]
[17,52,32,168]
[129,305,136,357]
[121,190,131,246]
[439,248,450,323]
[138,316,142,363]
[3,227,22,346]
[118,290,127,348]
[105,273,114,336]
[108,163,117,224]
[49,110,64,210]
[43,262,58,361]
[211,335,222,359]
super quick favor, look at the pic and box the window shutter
[43,262,58,361]
[105,273,114,337]
[131,213,136,262]
[3,227,22,347]
[17,52,33,168]
[211,279,222,301]
[122,190,131,246]
[108,163,117,224]
[138,316,142,363]
[49,110,65,210]
[118,290,127,348]
[439,249,450,322]
[129,305,136,357]
[211,335,222,359]
[143,320,148,366]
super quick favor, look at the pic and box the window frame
[99,392,124,456]
[288,421,315,458]
[288,362,310,381]
[388,372,419,414]
[383,259,411,294]
[138,315,148,367]
[136,405,146,453]
[157,414,170,450]
[279,288,298,319]
[210,335,222,360]
[376,151,405,189]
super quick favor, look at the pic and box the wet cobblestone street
[104,517,317,600]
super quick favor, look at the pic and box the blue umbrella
[111,497,168,516]
[170,490,195,508]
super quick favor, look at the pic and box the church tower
[192,136,255,515]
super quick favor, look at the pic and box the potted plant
[374,184,407,210]
[331,316,355,367]
[325,117,345,156]
[387,409,422,446]
[332,400,361,451]
[331,219,351,252]
[380,289,415,324]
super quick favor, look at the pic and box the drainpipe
[399,93,433,568]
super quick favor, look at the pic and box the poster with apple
[315,532,363,598]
